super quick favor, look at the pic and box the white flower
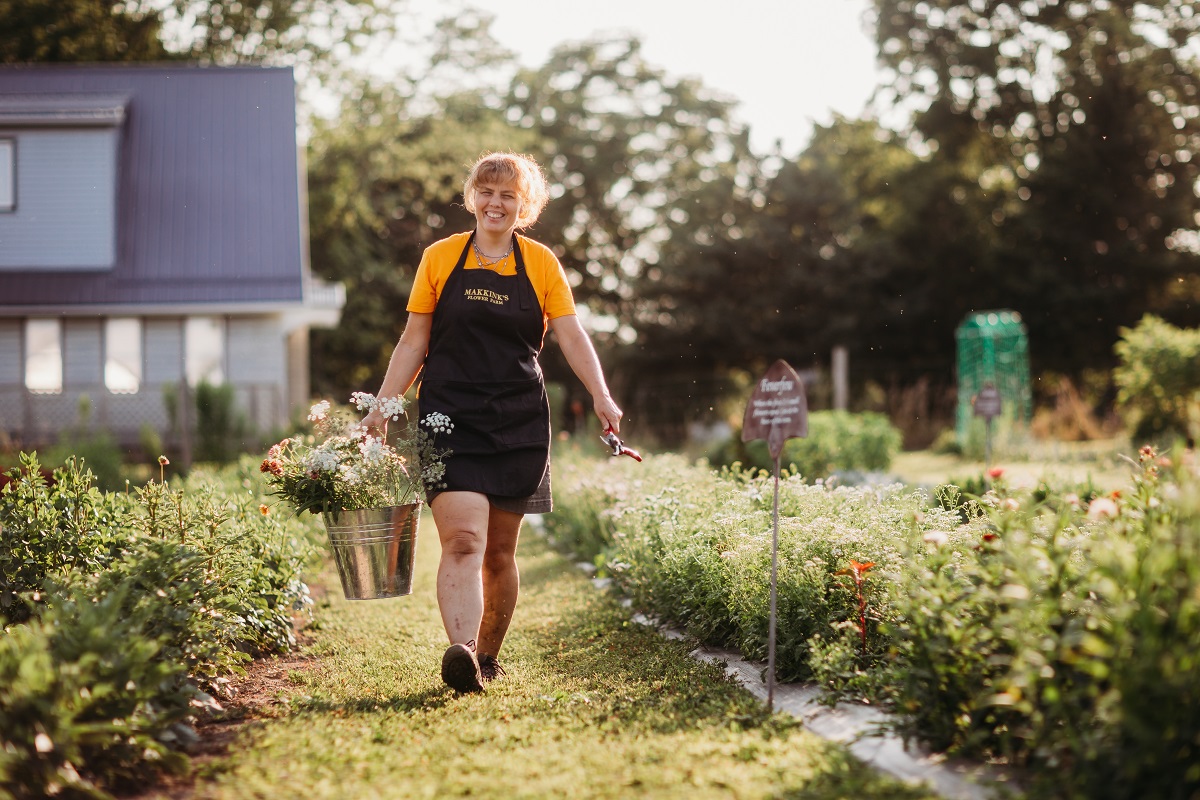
[307,400,330,422]
[1087,497,1119,520]
[358,435,389,466]
[923,530,950,547]
[422,412,454,434]
[378,395,407,421]
[304,448,339,473]
[350,391,376,412]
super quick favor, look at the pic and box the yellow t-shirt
[406,231,577,323]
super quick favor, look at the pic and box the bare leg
[432,492,491,646]
[478,507,523,658]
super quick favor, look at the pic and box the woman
[362,152,622,694]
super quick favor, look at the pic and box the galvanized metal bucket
[321,503,422,600]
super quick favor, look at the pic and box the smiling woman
[359,151,623,695]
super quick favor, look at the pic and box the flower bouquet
[259,393,449,600]
[260,393,447,516]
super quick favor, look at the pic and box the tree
[869,0,1200,374]
[0,0,168,62]
[0,0,409,74]
[495,37,758,424]
[503,37,753,325]
[306,81,530,395]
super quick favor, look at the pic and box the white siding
[0,129,118,270]
[227,317,284,384]
[63,318,103,385]
[144,318,184,385]
[0,319,19,382]
[0,320,21,433]
[228,316,287,430]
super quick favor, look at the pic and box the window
[104,317,142,394]
[0,139,13,212]
[185,316,225,386]
[24,318,62,394]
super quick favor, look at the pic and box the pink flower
[987,467,1004,479]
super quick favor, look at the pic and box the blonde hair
[463,152,550,229]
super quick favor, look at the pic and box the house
[0,64,343,452]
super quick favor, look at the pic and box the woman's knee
[441,528,486,559]
[482,547,517,578]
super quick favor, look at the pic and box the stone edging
[584,568,1024,800]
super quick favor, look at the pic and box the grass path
[180,513,938,800]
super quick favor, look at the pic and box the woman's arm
[548,314,623,433]
[362,312,433,435]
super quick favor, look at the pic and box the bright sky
[472,0,881,155]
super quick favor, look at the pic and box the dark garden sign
[973,382,1002,472]
[741,359,808,709]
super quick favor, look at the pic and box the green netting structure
[955,309,1032,443]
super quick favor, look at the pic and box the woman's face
[473,180,523,237]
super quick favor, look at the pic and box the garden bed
[0,454,322,798]
[545,446,1200,800]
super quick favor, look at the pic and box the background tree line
[9,0,1198,444]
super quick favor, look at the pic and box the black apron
[418,232,550,497]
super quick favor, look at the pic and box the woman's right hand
[361,408,387,439]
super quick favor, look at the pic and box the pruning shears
[600,427,643,462]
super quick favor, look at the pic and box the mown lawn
[891,438,1133,491]
[173,512,938,800]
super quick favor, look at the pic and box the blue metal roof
[0,64,305,310]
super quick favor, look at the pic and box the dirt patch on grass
[118,600,325,799]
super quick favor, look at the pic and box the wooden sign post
[972,382,1002,475]
[741,360,808,710]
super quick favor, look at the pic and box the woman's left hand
[594,393,623,434]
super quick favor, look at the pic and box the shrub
[0,453,319,797]
[550,452,971,681]
[1114,315,1200,444]
[193,380,248,464]
[0,454,122,624]
[706,410,903,480]
[0,587,195,798]
[41,395,128,492]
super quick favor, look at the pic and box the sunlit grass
[182,513,937,800]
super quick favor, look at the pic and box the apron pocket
[494,381,551,447]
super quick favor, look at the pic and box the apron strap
[512,233,532,311]
[452,231,474,274]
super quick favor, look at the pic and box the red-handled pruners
[600,428,642,462]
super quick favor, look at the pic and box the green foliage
[548,452,967,682]
[550,446,1200,798]
[871,0,1200,374]
[706,411,902,481]
[1114,315,1200,444]
[0,590,192,798]
[0,453,319,796]
[38,395,129,492]
[0,0,168,63]
[0,454,122,624]
[193,380,248,464]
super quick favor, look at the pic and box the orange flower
[259,504,270,515]
[259,458,284,476]
[847,560,875,578]
[987,467,1004,479]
